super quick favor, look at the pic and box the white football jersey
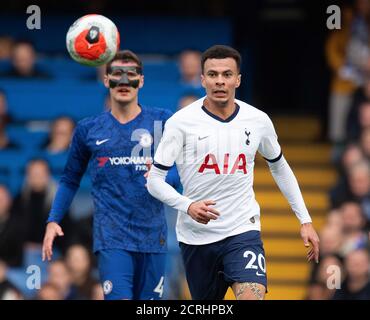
[154,97,282,245]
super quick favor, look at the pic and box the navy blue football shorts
[96,249,166,300]
[179,230,267,300]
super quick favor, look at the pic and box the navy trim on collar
[201,103,240,123]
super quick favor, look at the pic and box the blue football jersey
[56,106,177,253]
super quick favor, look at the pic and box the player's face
[104,60,144,104]
[201,58,241,106]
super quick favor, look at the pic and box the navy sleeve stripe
[264,150,283,163]
[153,162,172,171]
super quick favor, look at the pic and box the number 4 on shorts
[154,276,164,298]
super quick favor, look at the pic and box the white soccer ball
[66,14,120,67]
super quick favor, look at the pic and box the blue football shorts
[179,230,267,300]
[96,249,166,300]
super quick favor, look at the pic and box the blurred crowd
[308,0,370,300]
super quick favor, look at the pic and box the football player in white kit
[147,45,320,300]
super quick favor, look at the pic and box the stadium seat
[6,125,48,151]
[0,80,107,122]
[0,150,32,194]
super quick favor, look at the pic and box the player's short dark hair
[201,45,242,73]
[105,50,143,74]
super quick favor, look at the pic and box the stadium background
[0,0,369,300]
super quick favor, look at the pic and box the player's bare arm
[42,222,64,261]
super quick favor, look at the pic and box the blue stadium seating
[6,126,48,150]
[0,149,33,194]
[0,80,107,122]
[0,15,232,54]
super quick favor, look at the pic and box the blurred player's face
[104,60,144,105]
[201,58,241,106]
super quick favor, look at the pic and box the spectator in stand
[307,255,343,300]
[333,248,370,300]
[36,282,63,300]
[360,127,370,160]
[43,117,75,155]
[331,160,370,213]
[1,40,51,79]
[13,159,73,254]
[325,5,358,144]
[346,0,370,86]
[0,260,23,300]
[177,93,200,110]
[340,202,368,254]
[307,221,344,295]
[326,209,344,230]
[330,144,366,208]
[346,78,370,141]
[178,49,202,89]
[0,90,18,150]
[65,244,99,300]
[347,161,370,220]
[47,259,76,300]
[0,89,11,121]
[346,100,370,142]
[91,283,104,300]
[0,36,14,60]
[319,224,345,258]
[0,185,24,267]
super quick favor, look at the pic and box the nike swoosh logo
[96,139,110,145]
[256,272,265,277]
[198,136,209,141]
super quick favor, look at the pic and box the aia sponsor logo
[198,153,247,174]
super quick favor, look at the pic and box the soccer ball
[66,14,120,67]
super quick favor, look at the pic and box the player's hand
[144,160,152,179]
[42,222,64,262]
[187,200,220,224]
[300,222,320,264]
[144,160,152,187]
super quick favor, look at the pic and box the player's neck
[110,100,141,124]
[203,97,236,120]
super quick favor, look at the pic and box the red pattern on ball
[74,29,107,60]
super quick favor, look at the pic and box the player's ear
[201,74,206,89]
[235,74,241,88]
[139,75,144,89]
[103,74,109,89]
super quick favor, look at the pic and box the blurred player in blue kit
[42,50,179,300]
